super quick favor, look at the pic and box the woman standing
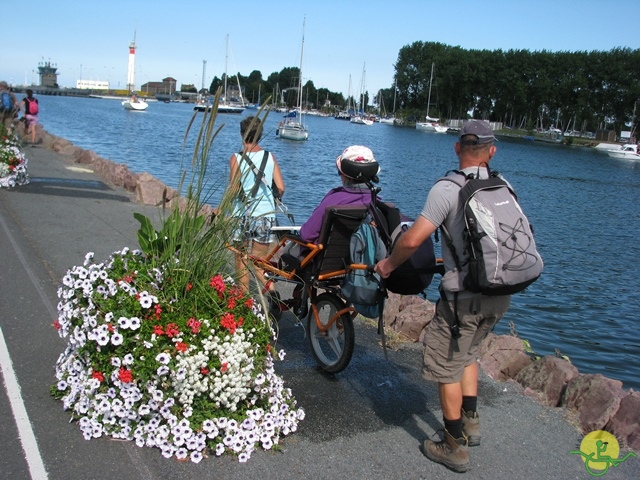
[229,115,285,292]
[21,89,39,145]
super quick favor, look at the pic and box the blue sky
[4,0,639,97]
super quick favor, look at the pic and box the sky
[4,0,640,98]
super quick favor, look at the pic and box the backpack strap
[249,150,269,199]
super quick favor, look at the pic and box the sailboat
[380,79,397,125]
[277,18,309,141]
[416,63,447,133]
[335,75,352,120]
[195,34,245,114]
[122,32,148,111]
[350,64,374,126]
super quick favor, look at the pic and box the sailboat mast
[224,34,229,101]
[426,62,434,118]
[392,78,397,114]
[298,17,306,112]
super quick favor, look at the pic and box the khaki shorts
[422,294,511,384]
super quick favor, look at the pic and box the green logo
[569,430,636,476]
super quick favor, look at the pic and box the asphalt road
[1,145,638,479]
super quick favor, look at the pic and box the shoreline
[9,121,638,455]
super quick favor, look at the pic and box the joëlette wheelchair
[228,204,373,374]
[227,158,443,374]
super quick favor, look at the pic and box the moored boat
[122,94,148,111]
[277,18,308,141]
[606,143,640,160]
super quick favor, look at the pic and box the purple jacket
[299,186,374,243]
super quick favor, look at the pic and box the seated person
[299,145,381,243]
[281,145,381,316]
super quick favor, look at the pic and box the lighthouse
[126,32,137,92]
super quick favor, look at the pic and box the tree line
[207,41,640,133]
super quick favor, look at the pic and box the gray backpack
[439,166,543,295]
[341,213,387,318]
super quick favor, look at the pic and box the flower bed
[52,248,304,463]
[0,131,30,188]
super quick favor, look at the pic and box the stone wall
[21,125,214,219]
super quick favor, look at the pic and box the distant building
[76,80,110,90]
[140,77,178,95]
[38,60,58,88]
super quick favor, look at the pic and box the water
[35,95,640,390]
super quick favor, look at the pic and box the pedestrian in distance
[21,89,39,145]
[375,120,512,473]
[0,81,20,132]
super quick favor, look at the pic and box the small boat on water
[606,143,640,160]
[277,19,308,141]
[122,94,148,111]
[416,116,448,133]
[350,115,374,126]
[416,63,448,133]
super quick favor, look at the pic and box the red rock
[479,334,533,382]
[605,391,640,452]
[561,374,625,432]
[514,355,578,407]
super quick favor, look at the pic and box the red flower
[165,323,180,338]
[187,317,202,334]
[118,367,133,383]
[244,298,254,308]
[92,371,104,382]
[154,305,162,320]
[107,323,114,332]
[267,344,272,353]
[237,317,245,327]
[221,362,229,373]
[186,283,193,291]
[153,325,164,336]
[227,298,237,309]
[200,367,209,375]
[53,319,61,330]
[220,313,237,334]
[209,274,226,295]
[176,342,188,352]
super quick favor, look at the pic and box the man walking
[375,120,511,473]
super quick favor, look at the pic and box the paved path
[1,145,638,479]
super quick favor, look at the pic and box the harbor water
[33,95,640,390]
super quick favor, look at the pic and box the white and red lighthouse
[126,32,137,93]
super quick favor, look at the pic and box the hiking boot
[421,430,469,473]
[461,409,480,447]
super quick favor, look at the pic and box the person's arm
[375,215,437,278]
[271,154,285,198]
[228,153,242,197]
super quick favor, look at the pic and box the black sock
[444,416,463,439]
[462,396,477,414]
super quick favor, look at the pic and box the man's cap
[459,120,496,144]
[336,145,380,182]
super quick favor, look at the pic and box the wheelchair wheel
[307,293,355,373]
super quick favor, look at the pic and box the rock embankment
[383,293,640,453]
[23,124,214,217]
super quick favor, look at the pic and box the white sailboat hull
[122,99,148,111]
[416,122,448,133]
[278,121,309,141]
[350,116,374,126]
